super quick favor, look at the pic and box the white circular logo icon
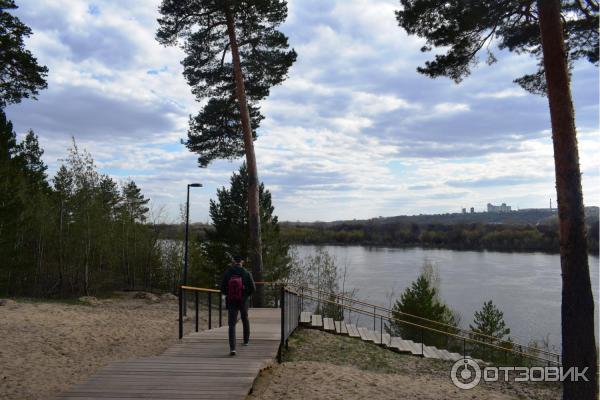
[451,358,481,389]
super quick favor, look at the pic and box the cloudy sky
[6,0,599,223]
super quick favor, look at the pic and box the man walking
[220,255,256,356]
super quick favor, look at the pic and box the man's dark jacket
[220,264,256,305]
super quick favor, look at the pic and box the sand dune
[0,294,198,400]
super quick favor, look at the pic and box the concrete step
[311,314,323,328]
[334,320,348,335]
[381,333,391,347]
[323,317,335,332]
[346,323,360,338]
[300,311,311,324]
[357,327,375,342]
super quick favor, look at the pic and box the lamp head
[189,183,202,188]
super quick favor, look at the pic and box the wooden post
[195,291,199,333]
[178,286,183,340]
[219,292,223,328]
[208,292,212,330]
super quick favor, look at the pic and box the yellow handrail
[180,285,221,294]
[299,291,560,365]
[184,281,559,363]
[263,281,560,360]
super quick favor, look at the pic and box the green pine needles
[396,0,598,94]
[0,0,48,108]
[156,0,297,167]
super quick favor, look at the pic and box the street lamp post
[183,183,202,315]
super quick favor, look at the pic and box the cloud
[408,184,434,190]
[446,176,548,188]
[475,88,527,99]
[4,0,598,222]
[433,102,471,114]
[7,85,181,140]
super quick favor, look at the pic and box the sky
[5,0,600,223]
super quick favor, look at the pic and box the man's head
[233,255,245,265]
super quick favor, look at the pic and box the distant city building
[470,207,475,213]
[462,208,467,214]
[487,203,512,213]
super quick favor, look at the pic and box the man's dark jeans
[228,299,250,351]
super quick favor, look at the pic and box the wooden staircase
[299,311,472,362]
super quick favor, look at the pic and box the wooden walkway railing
[59,308,281,400]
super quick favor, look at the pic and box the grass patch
[283,327,448,374]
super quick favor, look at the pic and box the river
[293,245,600,350]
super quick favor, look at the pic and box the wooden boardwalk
[60,308,281,400]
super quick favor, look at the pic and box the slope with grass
[248,328,559,400]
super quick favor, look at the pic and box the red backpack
[228,274,244,304]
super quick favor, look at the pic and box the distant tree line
[280,220,599,254]
[0,110,176,297]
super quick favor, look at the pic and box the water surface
[294,245,600,350]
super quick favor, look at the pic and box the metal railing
[259,282,561,366]
[177,282,301,364]
[279,285,300,362]
[178,285,223,339]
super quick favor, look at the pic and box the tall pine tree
[396,2,597,397]
[156,0,296,306]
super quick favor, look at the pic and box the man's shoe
[230,350,236,356]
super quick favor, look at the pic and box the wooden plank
[322,317,335,332]
[357,327,374,342]
[310,314,323,328]
[423,345,442,359]
[371,330,383,345]
[446,351,463,361]
[406,342,422,355]
[334,321,348,335]
[437,349,460,361]
[381,333,391,347]
[60,308,281,400]
[300,311,311,324]
[394,338,422,355]
[345,323,360,338]
[389,337,413,354]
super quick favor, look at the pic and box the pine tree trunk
[537,1,598,398]
[225,6,265,307]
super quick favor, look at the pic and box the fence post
[279,285,285,363]
[195,291,199,332]
[421,328,424,356]
[380,316,383,344]
[178,286,183,340]
[208,292,212,330]
[283,292,293,350]
[463,338,466,359]
[373,306,376,331]
[219,292,223,327]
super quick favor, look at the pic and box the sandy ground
[0,293,203,400]
[248,329,560,400]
